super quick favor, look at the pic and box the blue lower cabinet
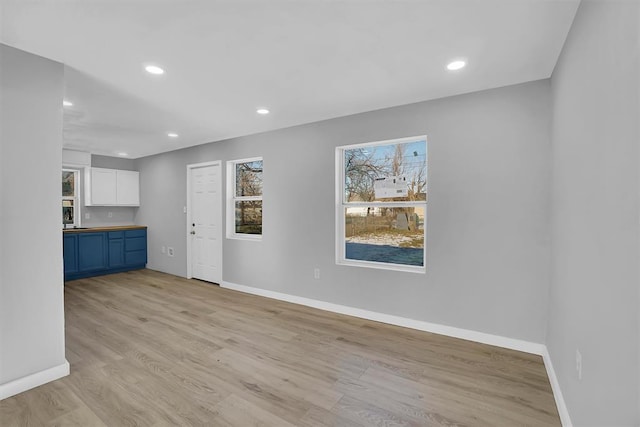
[78,233,108,272]
[63,234,79,274]
[64,227,147,281]
[124,229,148,268]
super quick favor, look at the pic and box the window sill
[336,258,425,274]
[226,233,262,242]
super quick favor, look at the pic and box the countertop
[63,225,147,233]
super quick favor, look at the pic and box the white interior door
[189,163,222,283]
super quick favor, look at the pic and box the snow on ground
[346,233,421,247]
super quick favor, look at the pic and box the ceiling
[1,0,580,159]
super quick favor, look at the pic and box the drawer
[125,236,146,252]
[108,231,124,239]
[125,229,146,238]
[125,250,146,266]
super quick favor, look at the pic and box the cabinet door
[78,233,108,272]
[89,168,117,205]
[108,238,125,268]
[63,234,78,274]
[116,170,140,206]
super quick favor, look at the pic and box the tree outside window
[337,136,427,272]
[227,158,263,239]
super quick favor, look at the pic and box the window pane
[345,206,424,267]
[62,171,75,197]
[344,140,426,203]
[235,200,262,234]
[63,200,74,224]
[236,160,263,197]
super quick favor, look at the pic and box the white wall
[136,80,552,344]
[91,154,136,171]
[547,0,640,425]
[0,45,67,392]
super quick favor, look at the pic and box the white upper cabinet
[116,170,140,206]
[87,168,117,205]
[85,168,140,206]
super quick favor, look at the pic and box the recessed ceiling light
[256,108,270,115]
[117,152,128,157]
[63,100,73,107]
[167,132,179,138]
[145,65,165,75]
[447,60,467,71]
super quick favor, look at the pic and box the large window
[227,157,263,240]
[336,136,427,273]
[62,169,80,228]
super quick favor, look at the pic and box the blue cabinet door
[108,231,125,268]
[108,239,125,268]
[78,233,108,272]
[63,234,78,274]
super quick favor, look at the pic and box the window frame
[62,168,81,228]
[226,157,263,241]
[335,135,427,274]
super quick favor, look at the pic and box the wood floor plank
[334,375,475,426]
[332,394,426,427]
[62,365,159,427]
[212,347,344,410]
[0,269,560,426]
[299,406,366,427]
[46,405,107,427]
[0,393,46,427]
[210,393,297,427]
[99,358,219,425]
[14,380,83,426]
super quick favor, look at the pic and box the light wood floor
[1,269,560,426]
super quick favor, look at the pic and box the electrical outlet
[576,349,582,380]
[183,206,187,213]
[167,247,174,257]
[84,212,90,219]
[313,268,320,280]
[108,211,113,218]
[161,246,166,254]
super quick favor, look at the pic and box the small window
[227,157,263,240]
[336,136,427,273]
[62,169,80,227]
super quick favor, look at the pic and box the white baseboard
[0,360,70,401]
[221,281,544,355]
[221,281,572,425]
[542,347,573,426]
